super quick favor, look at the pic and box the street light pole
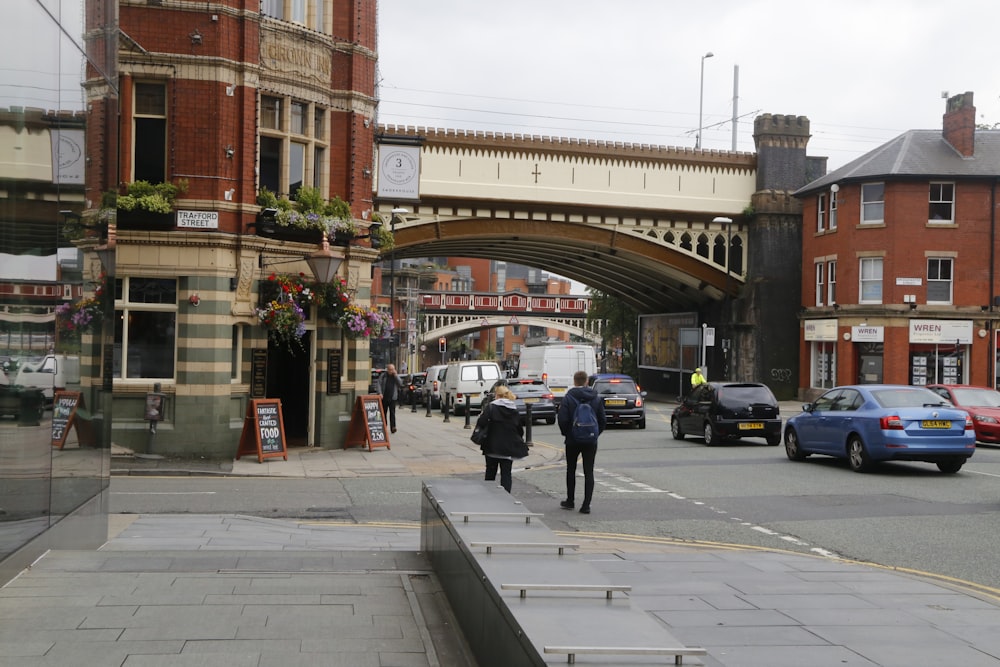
[697,51,714,150]
[713,216,733,379]
[389,208,409,368]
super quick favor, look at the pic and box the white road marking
[112,492,218,495]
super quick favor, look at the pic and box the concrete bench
[501,583,631,599]
[451,511,544,524]
[469,541,579,555]
[544,645,708,664]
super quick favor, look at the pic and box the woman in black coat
[475,385,528,493]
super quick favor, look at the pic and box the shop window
[927,258,953,304]
[811,341,836,389]
[929,183,954,223]
[911,346,963,386]
[859,257,883,304]
[861,182,884,224]
[114,278,177,380]
[133,82,166,184]
[814,262,824,307]
[816,193,826,232]
[827,260,837,305]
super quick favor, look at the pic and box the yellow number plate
[605,399,626,406]
[738,422,764,430]
[921,420,951,429]
[523,397,538,404]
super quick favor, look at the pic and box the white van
[15,354,81,401]
[421,364,449,409]
[516,343,596,406]
[442,360,502,415]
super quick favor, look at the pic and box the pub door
[267,332,311,447]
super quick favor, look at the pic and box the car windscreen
[951,387,1000,407]
[872,387,952,409]
[594,381,637,394]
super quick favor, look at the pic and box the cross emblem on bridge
[531,163,542,183]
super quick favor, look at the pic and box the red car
[927,384,1000,444]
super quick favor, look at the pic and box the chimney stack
[943,91,976,157]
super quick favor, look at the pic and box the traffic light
[439,337,447,353]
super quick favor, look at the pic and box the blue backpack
[570,397,599,445]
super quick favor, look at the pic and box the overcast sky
[376,0,1000,171]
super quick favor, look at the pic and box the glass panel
[291,101,306,135]
[289,142,305,197]
[135,83,165,115]
[261,96,281,130]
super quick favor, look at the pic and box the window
[259,95,328,199]
[261,0,284,19]
[829,189,838,229]
[114,278,177,380]
[929,183,954,222]
[811,342,836,390]
[814,262,824,307]
[816,193,826,232]
[133,82,166,183]
[859,257,883,304]
[927,258,953,304]
[292,0,306,23]
[826,260,837,305]
[861,183,884,224]
[231,325,243,382]
[262,0,326,31]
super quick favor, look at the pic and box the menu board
[344,394,391,451]
[326,349,342,395]
[51,391,95,449]
[251,348,267,398]
[235,399,288,462]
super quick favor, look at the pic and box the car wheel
[670,418,685,441]
[937,458,965,474]
[703,422,719,446]
[765,433,781,446]
[784,428,807,460]
[638,417,646,430]
[847,436,873,472]
[545,416,555,425]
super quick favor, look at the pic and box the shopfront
[851,325,884,384]
[804,318,837,391]
[908,319,971,386]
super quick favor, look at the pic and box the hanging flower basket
[55,271,108,340]
[340,304,394,340]
[256,297,307,353]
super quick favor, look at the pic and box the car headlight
[973,414,999,424]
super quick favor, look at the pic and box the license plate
[921,420,951,429]
[605,399,626,406]
[738,422,764,430]
[523,398,538,404]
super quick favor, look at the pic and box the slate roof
[795,129,1000,197]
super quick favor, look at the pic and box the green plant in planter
[258,186,358,237]
[367,212,395,252]
[113,179,188,213]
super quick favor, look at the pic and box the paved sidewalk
[5,398,1000,666]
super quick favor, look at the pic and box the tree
[586,288,639,376]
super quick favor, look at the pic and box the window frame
[114,277,179,382]
[926,257,954,305]
[826,260,837,306]
[816,192,826,233]
[859,257,883,304]
[258,94,329,199]
[814,261,824,307]
[861,182,885,225]
[928,182,955,223]
[829,189,838,230]
[132,81,167,184]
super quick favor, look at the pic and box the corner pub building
[77,0,385,456]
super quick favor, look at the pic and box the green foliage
[587,288,639,376]
[113,180,187,213]
[259,187,358,236]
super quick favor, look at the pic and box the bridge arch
[421,314,601,346]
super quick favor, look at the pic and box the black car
[588,373,646,429]
[401,372,427,405]
[671,381,782,446]
[482,378,557,425]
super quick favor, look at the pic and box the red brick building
[794,92,1000,398]
[77,0,382,455]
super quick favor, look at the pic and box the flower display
[55,272,107,340]
[340,303,394,339]
[256,297,307,352]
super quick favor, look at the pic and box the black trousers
[384,399,397,430]
[485,456,513,493]
[565,441,597,508]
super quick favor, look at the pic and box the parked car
[671,381,782,446]
[587,373,646,429]
[482,378,557,425]
[784,384,975,473]
[401,372,427,406]
[422,364,449,409]
[926,384,1000,445]
[0,382,45,421]
[14,354,80,402]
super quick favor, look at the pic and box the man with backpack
[557,370,606,514]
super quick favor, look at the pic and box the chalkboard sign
[344,394,391,451]
[51,391,95,449]
[235,399,288,462]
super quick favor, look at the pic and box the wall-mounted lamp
[832,303,840,311]
[909,302,918,311]
[190,29,202,45]
[258,233,347,285]
[225,145,234,158]
[830,183,840,193]
[361,167,372,178]
[189,293,201,307]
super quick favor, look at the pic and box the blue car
[784,384,975,473]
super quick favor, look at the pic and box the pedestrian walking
[557,370,606,514]
[378,363,404,433]
[473,385,529,493]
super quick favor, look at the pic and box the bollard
[443,396,451,423]
[524,403,533,446]
[410,386,417,412]
[426,392,433,417]
[464,395,472,429]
